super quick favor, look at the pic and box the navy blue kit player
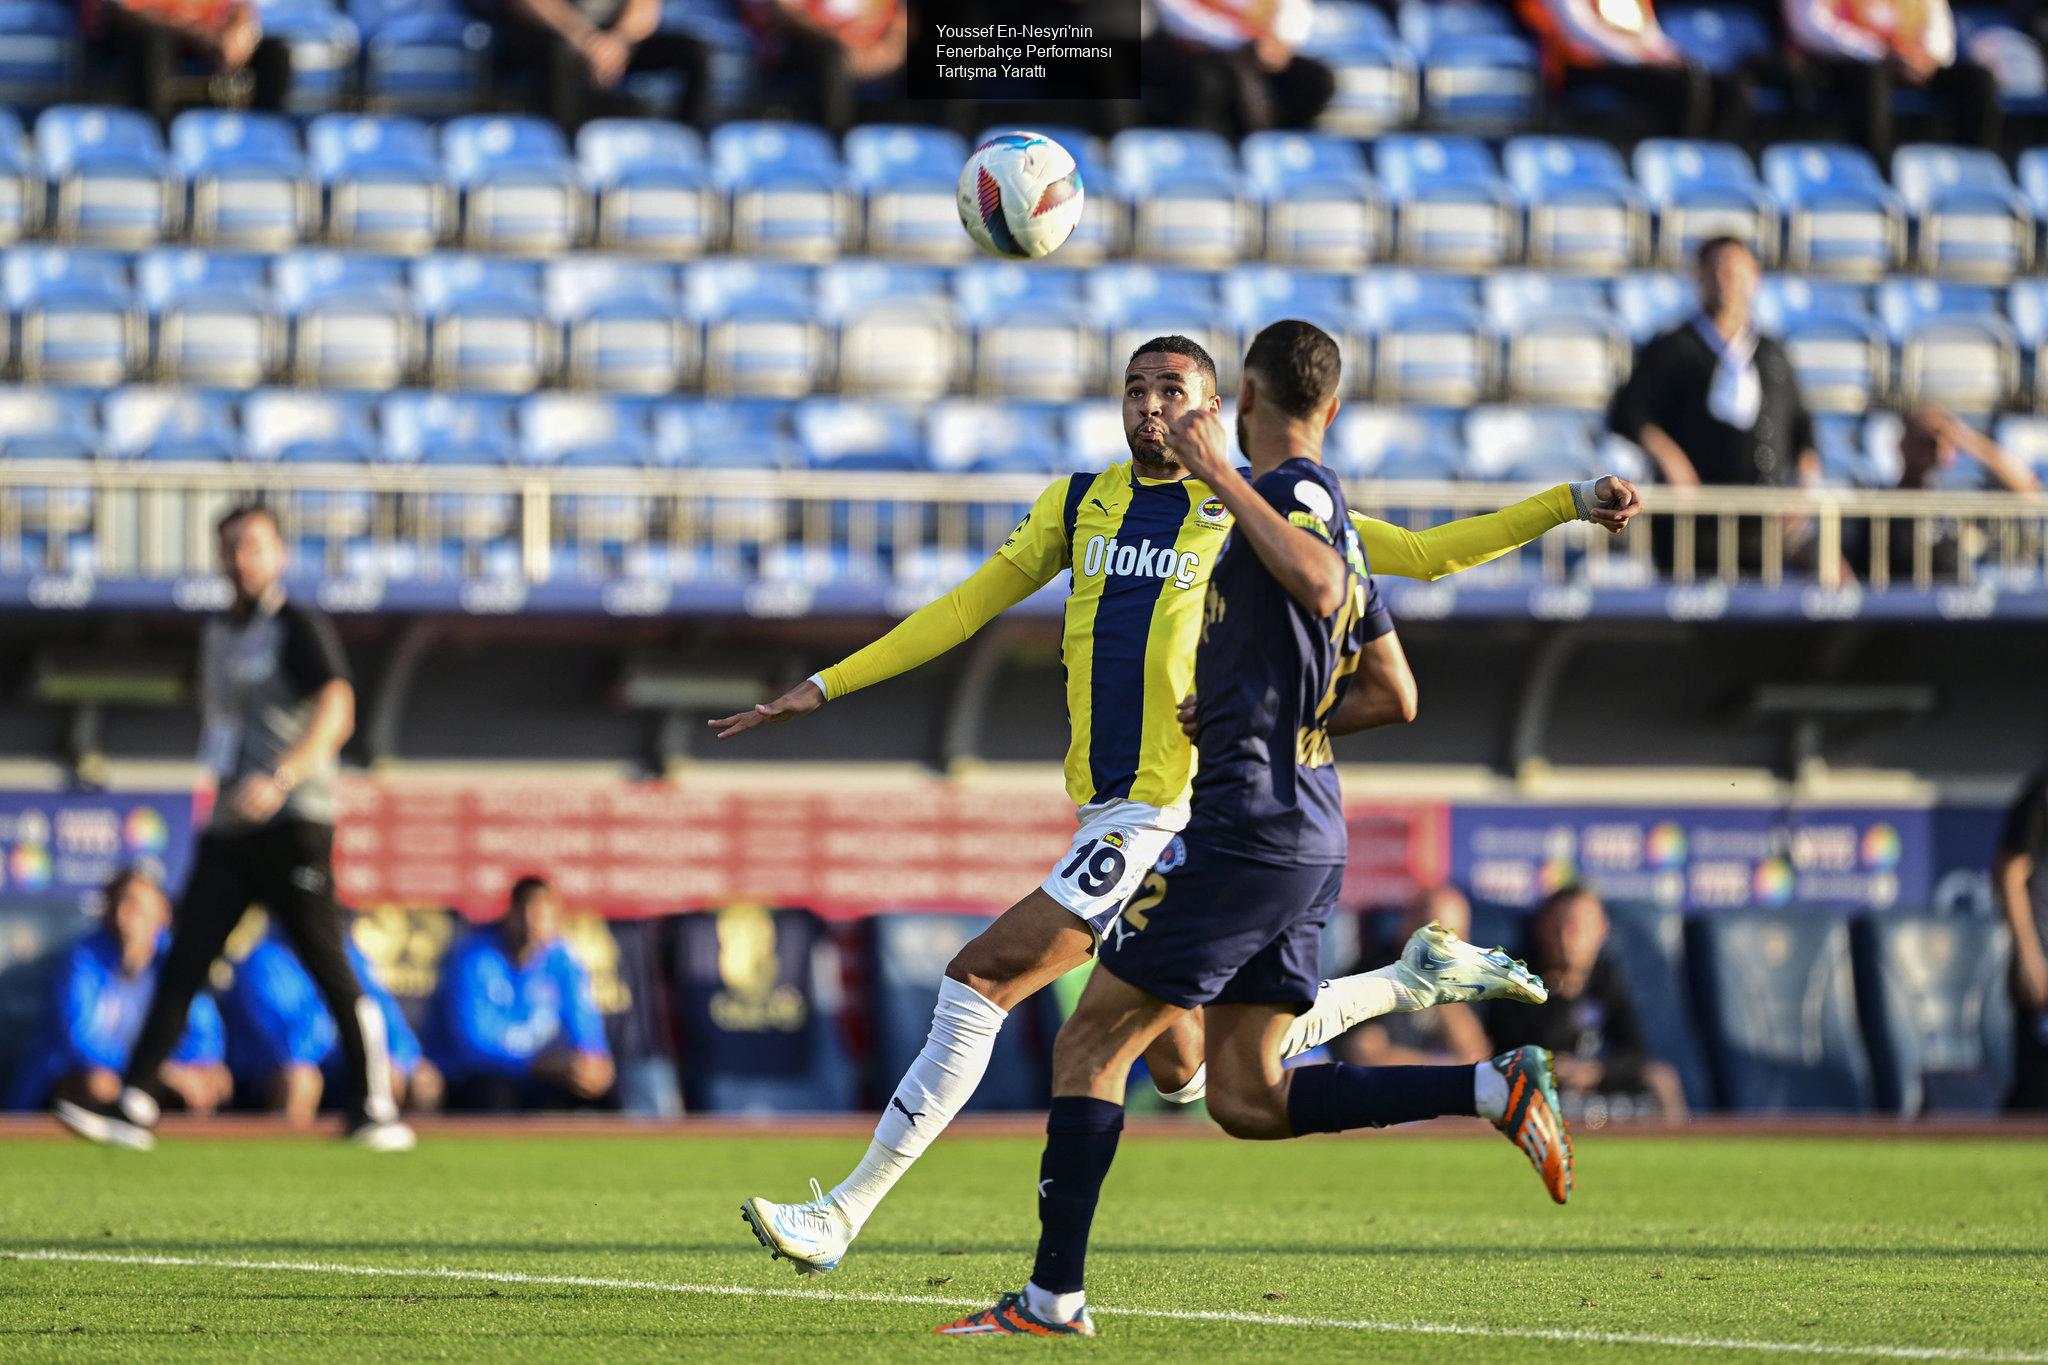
[935,321,1576,1339]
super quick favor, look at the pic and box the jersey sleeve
[279,605,352,697]
[996,477,1079,584]
[1350,485,1576,582]
[1256,464,1344,545]
[57,948,122,1072]
[170,993,227,1066]
[1360,572,1395,642]
[816,552,1041,700]
[434,943,535,1077]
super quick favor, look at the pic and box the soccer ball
[957,131,1085,260]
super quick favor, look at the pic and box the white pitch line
[5,1247,2045,1363]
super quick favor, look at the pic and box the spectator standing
[498,0,712,131]
[82,0,290,124]
[1999,770,2048,1110]
[430,876,615,1111]
[1141,0,1336,139]
[744,0,904,134]
[1515,0,1734,140]
[1782,0,1999,158]
[7,869,231,1117]
[1337,886,1497,1068]
[1485,885,1688,1119]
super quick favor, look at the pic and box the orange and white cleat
[1488,1045,1574,1205]
[933,1292,1097,1337]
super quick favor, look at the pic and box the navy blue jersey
[1183,459,1393,867]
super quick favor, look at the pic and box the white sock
[1279,965,1429,1059]
[1154,1063,1207,1105]
[827,977,1008,1231]
[1474,1061,1508,1121]
[1024,1280,1086,1324]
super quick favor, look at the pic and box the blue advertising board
[0,790,196,906]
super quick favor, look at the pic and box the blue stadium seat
[0,1,78,108]
[442,116,583,254]
[1241,131,1384,271]
[0,385,95,460]
[816,260,959,400]
[956,262,1099,401]
[241,387,377,463]
[1613,269,1695,341]
[1754,276,1886,413]
[1994,413,2048,483]
[1892,144,2035,282]
[2005,278,2048,410]
[975,124,1122,263]
[1300,1,1417,135]
[1401,0,1538,133]
[548,257,693,394]
[1810,410,1868,486]
[1761,143,1904,281]
[1686,912,1875,1112]
[413,254,555,393]
[1482,271,1626,408]
[255,1,360,115]
[4,245,134,385]
[1851,914,2015,1115]
[684,258,826,397]
[171,109,313,250]
[1373,134,1515,269]
[1326,405,1462,480]
[1354,267,1491,405]
[577,119,712,258]
[1632,138,1777,267]
[1875,277,2017,412]
[35,105,175,247]
[380,389,516,464]
[865,913,1051,1113]
[308,113,451,253]
[518,391,657,467]
[1461,405,1600,482]
[846,124,970,262]
[710,121,851,261]
[137,248,280,389]
[794,398,924,471]
[1109,128,1256,268]
[1222,266,1366,395]
[0,384,95,569]
[1503,136,1649,274]
[276,250,418,390]
[1661,4,1773,74]
[1087,263,1236,395]
[926,399,1062,475]
[102,386,240,462]
[0,108,35,244]
[657,396,802,470]
[361,9,492,118]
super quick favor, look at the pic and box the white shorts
[1039,799,1189,935]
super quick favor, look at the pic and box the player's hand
[707,679,824,740]
[582,30,629,87]
[229,773,287,823]
[1177,692,1199,738]
[1589,476,1642,533]
[1165,408,1234,487]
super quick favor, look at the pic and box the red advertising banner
[331,776,1450,920]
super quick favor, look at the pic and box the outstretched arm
[1352,478,1641,583]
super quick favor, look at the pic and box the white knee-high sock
[827,977,1008,1230]
[1279,963,1433,1060]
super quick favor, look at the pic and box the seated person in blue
[7,868,232,1119]
[429,876,615,1110]
[221,918,441,1124]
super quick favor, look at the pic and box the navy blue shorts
[1097,834,1345,1010]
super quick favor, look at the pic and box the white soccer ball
[956,131,1085,261]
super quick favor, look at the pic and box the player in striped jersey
[714,335,1640,1276]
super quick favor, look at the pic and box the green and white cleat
[741,1179,855,1278]
[1397,921,1548,1007]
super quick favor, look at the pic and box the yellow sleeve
[995,477,1077,586]
[1350,485,1577,583]
[818,554,1041,700]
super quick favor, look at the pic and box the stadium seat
[1398,0,1539,132]
[170,110,314,250]
[1875,277,2018,412]
[816,260,960,401]
[1632,139,1777,267]
[976,124,1122,264]
[684,258,828,398]
[1760,143,1904,281]
[1087,263,1238,395]
[1461,405,1601,482]
[0,1,79,109]
[1600,901,1716,1113]
[442,116,584,254]
[1299,1,1418,136]
[657,396,803,471]
[1811,410,1867,486]
[1686,911,1875,1112]
[5,245,134,385]
[361,9,493,118]
[1614,269,1695,342]
[413,254,555,393]
[1661,4,1775,76]
[2006,278,2048,411]
[1222,266,1367,396]
[548,257,695,394]
[241,387,377,463]
[380,389,517,464]
[1325,405,1462,480]
[926,399,1063,475]
[2019,149,2048,263]
[1993,414,2048,484]
[518,391,657,467]
[0,109,36,244]
[102,386,241,462]
[1482,271,1626,408]
[1503,136,1649,274]
[1850,914,2015,1115]
[866,913,1051,1112]
[1754,276,1887,414]
[1373,134,1515,269]
[1891,144,2035,282]
[137,248,281,389]
[1240,131,1385,270]
[1354,267,1492,406]
[35,105,176,247]
[0,385,95,460]
[577,119,714,259]
[308,113,452,253]
[794,398,925,472]
[255,1,360,116]
[956,262,1099,402]
[846,124,970,262]
[710,121,852,262]
[276,250,419,390]
[1109,128,1257,269]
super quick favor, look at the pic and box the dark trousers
[1142,37,1336,138]
[124,819,395,1124]
[767,27,857,135]
[2012,988,2048,1112]
[93,9,291,126]
[509,25,713,132]
[448,1073,595,1113]
[1561,61,1742,142]
[1793,58,2001,161]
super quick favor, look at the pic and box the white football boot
[741,1179,855,1278]
[1398,921,1549,1007]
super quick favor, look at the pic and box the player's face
[519,888,563,947]
[1123,354,1213,471]
[219,514,287,601]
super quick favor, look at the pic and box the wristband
[1567,479,1604,521]
[806,673,830,702]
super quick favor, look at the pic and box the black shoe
[53,1089,159,1151]
[343,1114,417,1152]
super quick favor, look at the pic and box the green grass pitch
[1,1127,2045,1361]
